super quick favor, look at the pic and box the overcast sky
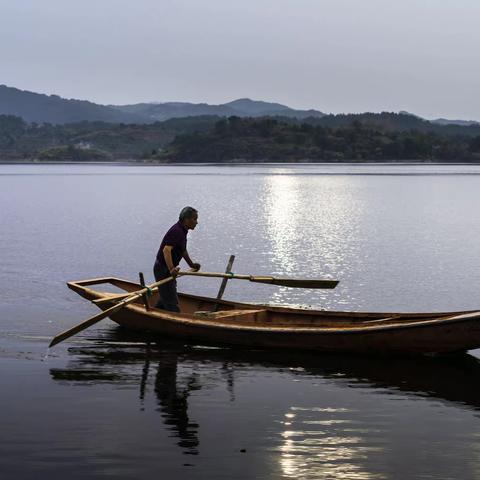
[1,0,479,119]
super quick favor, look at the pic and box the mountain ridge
[0,85,146,124]
[111,97,325,122]
[1,84,478,126]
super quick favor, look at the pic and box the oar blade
[50,276,175,348]
[250,276,339,289]
[48,307,115,348]
[272,278,339,289]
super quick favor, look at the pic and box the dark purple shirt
[155,221,188,269]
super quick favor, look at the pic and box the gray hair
[179,206,198,221]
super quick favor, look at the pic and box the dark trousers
[153,261,180,312]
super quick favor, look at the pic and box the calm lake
[1,163,480,479]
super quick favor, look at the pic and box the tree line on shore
[159,117,480,162]
[1,113,480,162]
[0,114,217,161]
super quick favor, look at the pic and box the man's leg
[153,261,180,312]
[157,279,180,313]
[153,262,167,309]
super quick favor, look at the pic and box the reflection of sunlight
[279,406,385,480]
[263,175,300,274]
[262,175,364,308]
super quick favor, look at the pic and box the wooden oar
[180,271,339,289]
[95,270,338,308]
[93,269,339,309]
[48,275,175,348]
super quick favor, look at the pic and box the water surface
[1,163,480,479]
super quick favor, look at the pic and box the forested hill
[159,116,480,163]
[2,113,480,162]
[0,114,219,161]
[304,112,480,135]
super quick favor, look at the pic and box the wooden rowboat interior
[68,277,474,329]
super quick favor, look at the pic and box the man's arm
[183,250,201,271]
[162,245,179,275]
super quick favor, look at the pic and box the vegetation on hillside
[0,114,219,161]
[159,116,480,162]
[1,113,480,162]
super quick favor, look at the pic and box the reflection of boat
[50,333,480,478]
[68,277,480,355]
[51,329,480,416]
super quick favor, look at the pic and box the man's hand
[169,266,180,278]
[190,262,201,272]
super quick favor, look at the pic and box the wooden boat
[67,277,480,355]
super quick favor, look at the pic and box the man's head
[179,206,198,230]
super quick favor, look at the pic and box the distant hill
[225,98,289,115]
[112,97,325,122]
[223,98,323,118]
[113,102,238,122]
[431,118,480,127]
[298,112,480,136]
[0,84,326,124]
[2,84,480,130]
[0,85,148,124]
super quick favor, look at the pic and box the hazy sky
[1,0,479,119]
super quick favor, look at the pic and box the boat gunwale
[67,277,480,335]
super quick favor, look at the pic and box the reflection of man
[154,356,200,454]
[153,206,201,312]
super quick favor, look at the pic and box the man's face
[184,213,198,230]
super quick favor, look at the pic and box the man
[153,206,201,312]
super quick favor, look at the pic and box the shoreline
[2,160,480,166]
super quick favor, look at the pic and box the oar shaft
[179,271,338,289]
[49,296,136,348]
[49,275,175,348]
[180,271,251,280]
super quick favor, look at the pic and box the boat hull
[67,277,480,355]
[110,306,480,354]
